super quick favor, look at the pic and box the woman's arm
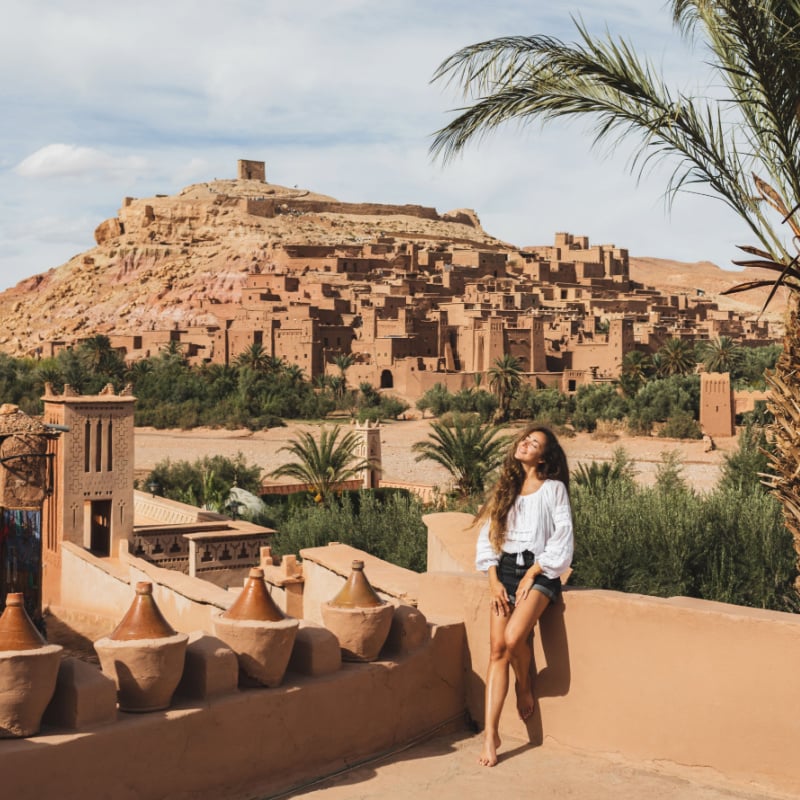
[537,481,574,579]
[475,519,501,572]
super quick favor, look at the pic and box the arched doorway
[380,369,393,389]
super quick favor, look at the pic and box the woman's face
[514,430,547,468]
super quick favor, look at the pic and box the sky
[0,0,763,293]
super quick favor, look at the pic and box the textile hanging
[0,508,42,621]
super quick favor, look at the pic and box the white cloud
[14,144,148,180]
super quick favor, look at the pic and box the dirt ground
[134,418,740,494]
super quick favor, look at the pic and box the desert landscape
[134,417,741,496]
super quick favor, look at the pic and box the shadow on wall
[528,593,571,745]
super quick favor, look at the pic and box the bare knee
[488,641,509,663]
[504,628,532,655]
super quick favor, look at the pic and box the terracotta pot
[321,561,393,662]
[224,568,283,621]
[109,581,178,640]
[213,569,298,687]
[0,592,47,650]
[0,593,63,737]
[94,583,187,712]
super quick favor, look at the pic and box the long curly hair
[475,424,569,553]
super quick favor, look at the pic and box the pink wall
[420,513,800,797]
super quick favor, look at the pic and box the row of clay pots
[0,560,401,735]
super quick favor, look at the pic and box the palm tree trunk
[764,295,800,580]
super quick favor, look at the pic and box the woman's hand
[515,564,543,605]
[489,574,511,617]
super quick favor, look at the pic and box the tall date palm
[413,417,509,496]
[270,426,372,502]
[431,0,800,563]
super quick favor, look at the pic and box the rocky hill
[0,175,787,357]
[0,178,509,357]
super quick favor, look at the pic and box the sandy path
[134,419,740,493]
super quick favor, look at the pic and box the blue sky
[0,1,757,292]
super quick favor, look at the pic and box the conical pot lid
[0,593,47,650]
[329,560,384,608]
[109,582,178,641]
[223,568,284,621]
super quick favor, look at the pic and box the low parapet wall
[15,541,466,800]
[420,512,800,797]
[3,623,465,800]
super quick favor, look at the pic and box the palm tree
[78,334,124,377]
[656,338,697,377]
[333,353,356,394]
[430,2,800,559]
[235,342,271,373]
[700,335,742,373]
[619,350,652,397]
[269,426,372,501]
[488,354,522,421]
[412,417,509,496]
[159,340,186,365]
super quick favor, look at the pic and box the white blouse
[475,479,574,579]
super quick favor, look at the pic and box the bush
[572,384,628,432]
[511,385,573,424]
[719,423,773,493]
[659,411,702,439]
[143,454,262,510]
[627,375,700,434]
[267,491,428,572]
[570,481,799,611]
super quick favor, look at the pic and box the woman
[474,424,573,767]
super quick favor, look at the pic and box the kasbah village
[0,159,797,800]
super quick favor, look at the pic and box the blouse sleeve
[475,519,500,573]
[538,481,574,579]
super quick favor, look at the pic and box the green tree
[700,336,742,373]
[269,426,371,501]
[235,342,272,373]
[619,351,652,397]
[488,353,522,421]
[656,338,697,377]
[412,416,508,496]
[332,353,355,396]
[431,1,800,559]
[572,383,628,432]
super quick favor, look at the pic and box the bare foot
[478,732,501,767]
[515,682,535,721]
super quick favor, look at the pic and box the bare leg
[479,608,510,767]
[505,590,551,721]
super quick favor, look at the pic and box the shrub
[572,383,628,432]
[267,491,428,572]
[570,481,799,611]
[659,411,702,439]
[143,454,262,509]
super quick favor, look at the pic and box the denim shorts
[498,551,562,607]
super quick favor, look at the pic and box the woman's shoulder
[542,478,570,498]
